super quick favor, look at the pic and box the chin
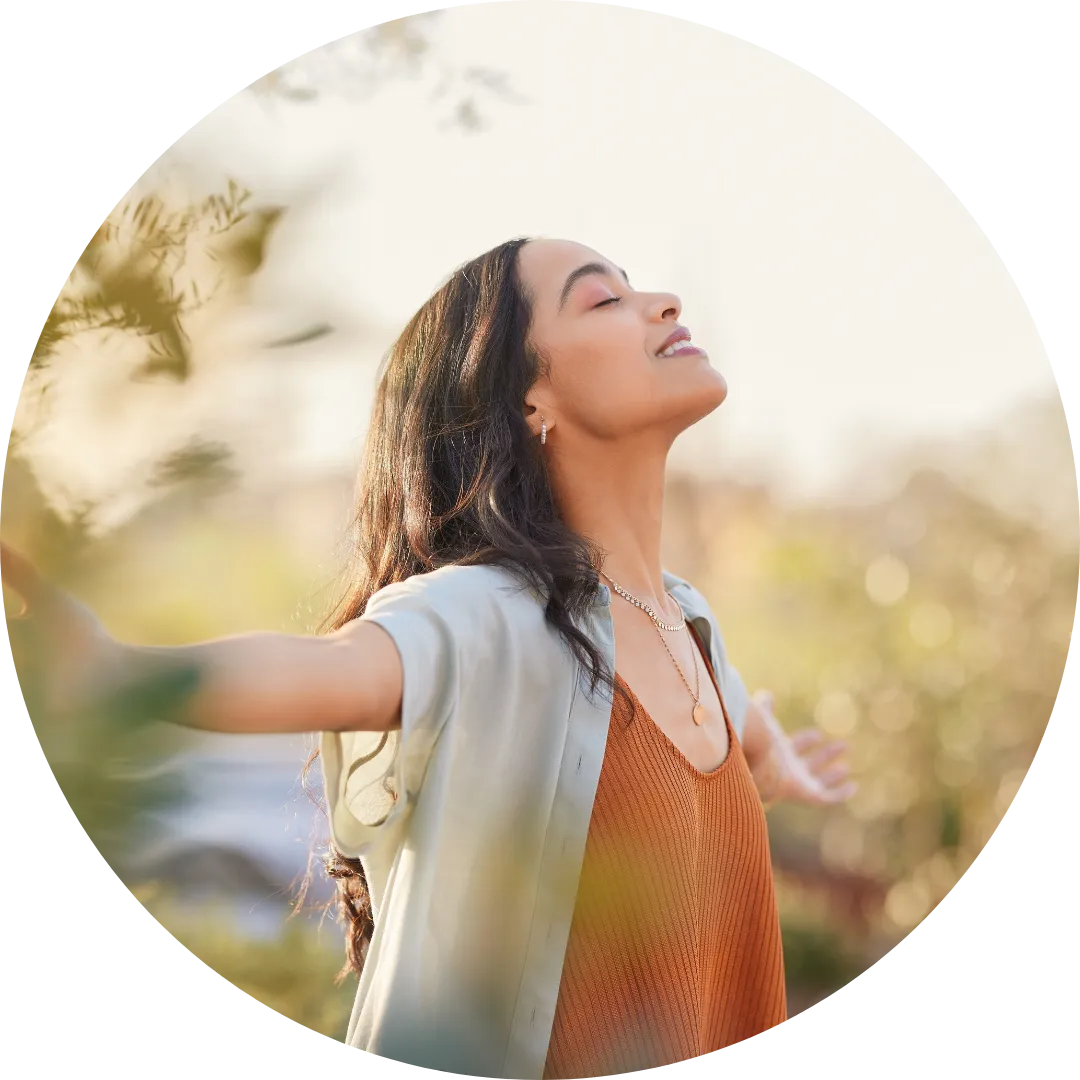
[662,371,728,433]
[639,361,728,430]
[689,366,728,414]
[705,365,728,399]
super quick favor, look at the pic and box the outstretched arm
[1,540,402,735]
[116,622,404,734]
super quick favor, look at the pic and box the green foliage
[2,6,1066,1036]
[666,453,1074,993]
[780,919,863,992]
[34,180,257,381]
[249,13,527,132]
[149,440,237,491]
[938,796,962,850]
[5,433,1072,1033]
[28,704,190,878]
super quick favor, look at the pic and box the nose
[647,291,681,322]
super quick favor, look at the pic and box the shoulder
[665,570,735,651]
[664,569,714,621]
[369,562,536,603]
[366,562,547,629]
[667,571,700,601]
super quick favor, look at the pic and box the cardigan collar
[591,568,698,610]
[591,568,718,676]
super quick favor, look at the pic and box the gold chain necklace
[602,573,686,631]
[601,571,706,726]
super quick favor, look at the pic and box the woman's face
[517,238,727,445]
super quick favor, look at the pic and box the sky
[103,2,1062,505]
[9,2,1071,764]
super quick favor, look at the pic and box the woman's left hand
[748,690,858,807]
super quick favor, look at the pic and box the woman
[2,236,855,1079]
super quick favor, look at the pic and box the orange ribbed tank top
[542,625,787,1079]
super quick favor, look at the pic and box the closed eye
[594,296,622,308]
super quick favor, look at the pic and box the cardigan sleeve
[319,572,479,859]
[718,647,751,744]
[707,617,752,744]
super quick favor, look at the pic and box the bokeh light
[865,555,910,606]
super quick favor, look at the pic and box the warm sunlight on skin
[511,239,855,808]
[518,239,728,447]
[744,690,858,806]
[515,238,734,774]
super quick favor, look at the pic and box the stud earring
[540,416,547,445]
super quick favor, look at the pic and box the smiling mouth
[657,340,705,358]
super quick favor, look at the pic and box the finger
[817,762,852,788]
[789,728,825,754]
[805,740,849,772]
[821,781,858,803]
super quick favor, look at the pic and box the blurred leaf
[462,65,532,105]
[149,440,237,491]
[141,343,187,374]
[453,97,483,132]
[265,322,335,349]
[938,797,963,850]
[780,921,863,991]
[30,307,71,371]
[209,206,285,279]
[371,14,435,65]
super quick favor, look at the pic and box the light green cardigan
[320,562,751,1078]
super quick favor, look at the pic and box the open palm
[1,540,120,718]
[781,727,858,805]
[753,690,857,807]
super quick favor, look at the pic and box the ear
[522,392,553,440]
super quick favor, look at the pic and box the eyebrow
[557,262,632,312]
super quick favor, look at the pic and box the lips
[655,326,692,357]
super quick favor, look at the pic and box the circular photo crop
[2,3,1074,1076]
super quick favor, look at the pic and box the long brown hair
[292,237,631,982]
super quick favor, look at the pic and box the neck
[547,431,672,608]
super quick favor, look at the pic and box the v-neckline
[614,624,736,779]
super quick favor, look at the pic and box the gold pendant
[692,703,705,726]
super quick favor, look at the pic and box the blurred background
[2,1,1075,1045]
